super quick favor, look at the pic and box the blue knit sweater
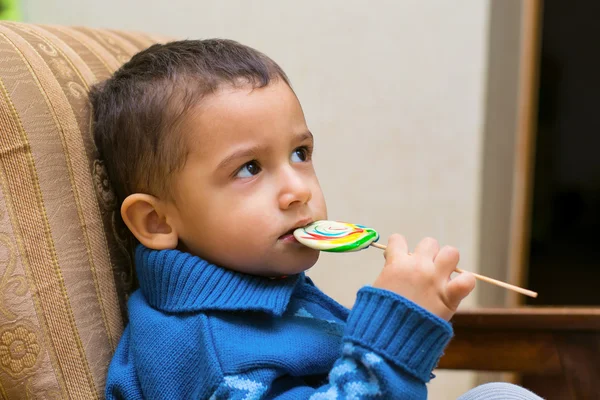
[105,246,453,399]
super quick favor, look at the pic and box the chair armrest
[439,307,600,398]
[440,307,600,372]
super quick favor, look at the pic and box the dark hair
[90,39,289,203]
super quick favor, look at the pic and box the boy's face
[167,80,327,276]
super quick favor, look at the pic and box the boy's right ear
[121,194,178,250]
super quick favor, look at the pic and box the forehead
[181,81,308,155]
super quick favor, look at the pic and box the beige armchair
[0,21,168,398]
[0,21,598,400]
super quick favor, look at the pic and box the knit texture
[105,246,453,399]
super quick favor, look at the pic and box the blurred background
[6,0,599,398]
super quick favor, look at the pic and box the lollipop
[293,220,379,252]
[294,220,538,298]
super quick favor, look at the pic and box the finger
[445,271,476,310]
[434,245,460,277]
[413,237,440,260]
[384,234,408,263]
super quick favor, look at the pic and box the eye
[235,161,261,178]
[291,146,311,163]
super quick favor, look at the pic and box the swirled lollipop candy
[293,220,379,252]
[294,220,538,298]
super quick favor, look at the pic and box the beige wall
[23,0,509,397]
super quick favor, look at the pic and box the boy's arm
[105,326,144,400]
[105,292,225,400]
[210,286,452,400]
[213,234,474,400]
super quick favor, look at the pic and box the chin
[289,251,320,275]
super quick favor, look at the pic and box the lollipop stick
[453,268,538,298]
[369,242,538,298]
[370,242,387,250]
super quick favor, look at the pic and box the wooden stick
[454,268,538,298]
[369,242,538,298]
[370,242,387,250]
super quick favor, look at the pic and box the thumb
[445,271,476,310]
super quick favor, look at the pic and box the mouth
[278,218,314,242]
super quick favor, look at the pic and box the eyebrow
[297,130,314,142]
[216,130,314,171]
[217,145,263,171]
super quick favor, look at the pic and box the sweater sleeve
[104,326,144,400]
[105,292,224,400]
[210,286,453,400]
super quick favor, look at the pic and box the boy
[91,39,476,399]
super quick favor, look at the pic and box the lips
[279,219,313,241]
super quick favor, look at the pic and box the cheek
[211,211,275,264]
[310,181,327,216]
[213,198,274,239]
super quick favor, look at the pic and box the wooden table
[440,308,600,400]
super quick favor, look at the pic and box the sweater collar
[135,245,304,316]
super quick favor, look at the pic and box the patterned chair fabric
[0,21,168,399]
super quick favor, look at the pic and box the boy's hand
[372,234,476,321]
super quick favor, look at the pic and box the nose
[278,167,312,210]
